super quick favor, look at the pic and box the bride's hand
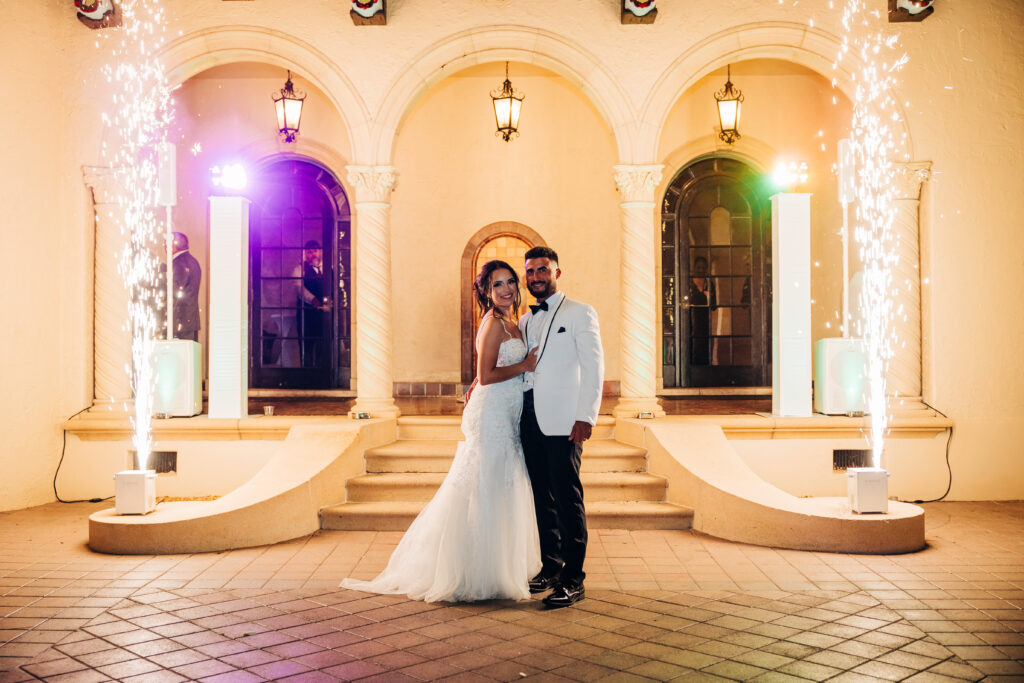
[521,346,540,372]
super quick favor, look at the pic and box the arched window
[662,156,771,388]
[460,223,546,385]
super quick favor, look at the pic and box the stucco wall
[0,3,70,511]
[898,1,1024,498]
[0,0,1020,510]
[391,63,619,382]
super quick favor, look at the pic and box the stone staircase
[319,416,693,531]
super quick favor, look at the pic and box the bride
[341,260,541,602]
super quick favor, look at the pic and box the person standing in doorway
[293,240,331,367]
[518,246,604,607]
[171,232,201,342]
[688,255,717,366]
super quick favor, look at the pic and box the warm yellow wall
[390,62,619,383]
[657,59,854,364]
[0,3,69,510]
[898,1,1024,498]
[169,62,353,356]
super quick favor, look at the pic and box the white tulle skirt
[342,359,540,602]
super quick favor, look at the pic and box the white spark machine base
[114,470,157,515]
[847,467,889,514]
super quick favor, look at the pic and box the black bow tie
[529,301,549,315]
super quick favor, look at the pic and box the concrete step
[396,415,616,440]
[364,438,647,473]
[320,500,693,531]
[345,472,667,503]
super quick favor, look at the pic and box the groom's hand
[568,421,592,444]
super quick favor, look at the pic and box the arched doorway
[661,156,771,388]
[460,222,546,384]
[247,158,352,389]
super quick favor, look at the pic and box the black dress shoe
[529,571,560,594]
[542,582,585,607]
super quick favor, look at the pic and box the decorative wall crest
[622,0,657,24]
[351,0,386,26]
[74,0,122,29]
[889,0,934,22]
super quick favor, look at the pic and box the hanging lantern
[714,65,744,145]
[490,62,525,142]
[272,71,306,143]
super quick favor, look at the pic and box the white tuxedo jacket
[519,292,605,436]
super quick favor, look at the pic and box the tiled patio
[1,501,1022,682]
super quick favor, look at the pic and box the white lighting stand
[208,196,250,419]
[771,192,813,417]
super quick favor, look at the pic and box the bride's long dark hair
[474,259,521,322]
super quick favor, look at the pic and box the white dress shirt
[523,290,564,391]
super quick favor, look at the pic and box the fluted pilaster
[347,166,400,418]
[83,166,132,407]
[889,161,931,411]
[613,164,665,418]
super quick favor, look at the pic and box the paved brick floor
[1,501,1022,681]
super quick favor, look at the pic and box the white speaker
[814,337,868,415]
[152,340,202,416]
[157,142,176,207]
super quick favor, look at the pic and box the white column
[889,161,932,411]
[83,166,131,408]
[613,164,665,418]
[771,193,813,417]
[347,166,400,418]
[207,196,250,419]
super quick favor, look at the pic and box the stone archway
[160,26,371,161]
[460,222,546,384]
[638,22,916,163]
[371,26,636,164]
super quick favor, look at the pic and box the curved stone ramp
[636,422,925,554]
[89,420,395,555]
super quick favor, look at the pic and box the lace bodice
[495,336,527,369]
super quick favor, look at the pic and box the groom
[519,246,604,607]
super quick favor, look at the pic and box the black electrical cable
[908,401,953,504]
[54,406,113,504]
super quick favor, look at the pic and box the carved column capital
[892,161,932,200]
[347,165,398,203]
[613,164,663,204]
[82,166,121,205]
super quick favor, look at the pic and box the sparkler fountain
[100,0,173,509]
[836,0,909,472]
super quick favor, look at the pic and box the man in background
[293,240,331,367]
[171,232,201,342]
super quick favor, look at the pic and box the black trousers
[520,389,587,585]
[300,306,326,368]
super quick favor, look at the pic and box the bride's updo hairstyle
[475,259,521,321]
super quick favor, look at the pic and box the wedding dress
[341,333,541,602]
